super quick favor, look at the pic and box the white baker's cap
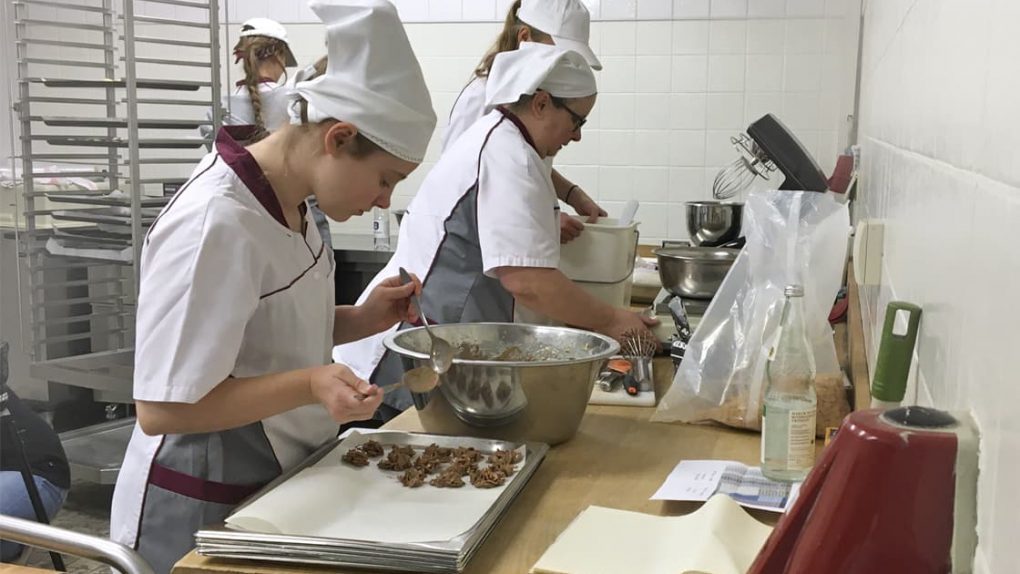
[287,0,437,163]
[238,18,297,67]
[518,0,601,71]
[484,43,597,111]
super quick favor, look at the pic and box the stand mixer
[652,113,832,364]
[713,113,830,199]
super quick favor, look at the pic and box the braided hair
[233,34,289,141]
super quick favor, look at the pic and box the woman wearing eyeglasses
[443,0,606,244]
[333,43,657,420]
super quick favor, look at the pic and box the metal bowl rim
[684,201,745,208]
[653,246,741,261]
[382,322,621,367]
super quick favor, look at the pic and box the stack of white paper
[531,494,772,574]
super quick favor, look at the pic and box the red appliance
[749,406,979,574]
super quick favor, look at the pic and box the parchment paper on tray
[225,432,526,545]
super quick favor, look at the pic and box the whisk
[621,329,658,394]
[712,134,777,200]
[622,329,658,358]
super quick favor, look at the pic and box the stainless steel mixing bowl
[654,246,740,299]
[383,323,619,445]
[685,201,743,246]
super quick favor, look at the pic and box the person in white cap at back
[109,2,435,571]
[201,18,334,250]
[443,0,606,244]
[334,42,656,422]
[220,18,298,135]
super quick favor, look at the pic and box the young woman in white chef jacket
[334,43,657,420]
[109,2,436,572]
[445,0,606,243]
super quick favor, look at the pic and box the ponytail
[474,0,551,78]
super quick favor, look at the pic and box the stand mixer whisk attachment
[621,329,658,394]
[712,133,777,199]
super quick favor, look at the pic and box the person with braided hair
[206,18,334,248]
[222,18,296,136]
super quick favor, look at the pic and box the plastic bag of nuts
[696,372,850,437]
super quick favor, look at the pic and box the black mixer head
[746,113,829,193]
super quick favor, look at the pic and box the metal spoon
[383,366,439,395]
[398,267,455,374]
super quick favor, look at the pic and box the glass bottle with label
[761,284,817,482]
[372,207,391,250]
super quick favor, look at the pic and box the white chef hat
[238,18,297,66]
[518,0,601,71]
[484,43,597,112]
[287,0,437,163]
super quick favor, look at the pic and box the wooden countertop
[175,358,791,574]
[0,565,59,573]
[175,271,867,574]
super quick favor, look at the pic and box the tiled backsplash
[1,0,861,246]
[219,0,856,23]
[857,1,1018,572]
[269,1,862,242]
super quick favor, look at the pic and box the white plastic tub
[558,217,640,284]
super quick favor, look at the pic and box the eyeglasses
[549,95,588,131]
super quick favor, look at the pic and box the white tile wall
[637,0,673,20]
[858,1,1018,572]
[710,0,746,19]
[673,0,710,19]
[0,0,861,248]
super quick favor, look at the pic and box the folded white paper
[651,460,801,513]
[531,494,772,574]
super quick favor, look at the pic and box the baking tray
[53,226,132,246]
[44,136,206,149]
[46,193,170,208]
[59,418,135,485]
[30,77,203,91]
[196,431,549,573]
[45,237,133,263]
[51,208,158,227]
[39,116,205,130]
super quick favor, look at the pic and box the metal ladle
[398,267,455,375]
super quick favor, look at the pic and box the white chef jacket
[334,108,560,410]
[110,126,337,573]
[219,81,291,132]
[442,76,487,153]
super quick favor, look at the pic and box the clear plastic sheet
[652,190,851,430]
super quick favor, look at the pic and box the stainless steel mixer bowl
[685,201,743,246]
[383,323,619,445]
[654,246,740,299]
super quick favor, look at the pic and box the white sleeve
[442,78,485,153]
[133,197,263,403]
[476,140,560,276]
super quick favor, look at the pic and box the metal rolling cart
[10,0,221,483]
